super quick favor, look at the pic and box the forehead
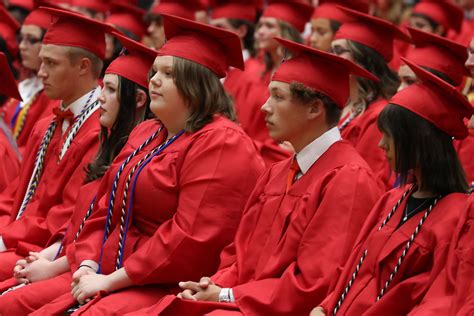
[311,18,331,29]
[20,25,42,37]
[209,18,232,29]
[103,73,119,85]
[152,55,174,67]
[259,16,278,26]
[269,80,290,92]
[39,44,69,59]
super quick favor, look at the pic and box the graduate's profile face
[378,132,396,171]
[310,18,334,52]
[397,64,418,92]
[255,17,281,52]
[147,19,166,50]
[149,55,189,131]
[465,38,474,78]
[261,81,312,145]
[409,15,435,34]
[98,73,120,129]
[330,39,354,63]
[19,25,43,71]
[38,44,81,101]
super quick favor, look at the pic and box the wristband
[78,264,96,272]
[218,288,235,303]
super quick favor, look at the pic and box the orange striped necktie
[286,157,300,192]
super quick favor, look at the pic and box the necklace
[402,197,432,222]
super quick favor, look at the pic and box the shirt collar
[295,127,342,175]
[242,49,250,62]
[61,87,100,118]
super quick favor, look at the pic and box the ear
[307,99,325,120]
[78,57,92,76]
[135,89,147,110]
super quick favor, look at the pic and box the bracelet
[218,288,234,303]
[78,264,96,272]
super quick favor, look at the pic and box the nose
[37,62,47,79]
[377,137,385,149]
[260,97,271,113]
[98,88,106,104]
[147,22,156,36]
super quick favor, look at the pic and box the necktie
[286,157,300,192]
[52,106,74,125]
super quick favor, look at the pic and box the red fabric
[0,110,101,253]
[320,188,469,315]
[151,1,201,19]
[0,272,72,315]
[57,117,264,311]
[147,140,383,315]
[454,128,474,187]
[340,99,392,189]
[41,7,109,59]
[0,128,20,193]
[448,19,474,46]
[1,91,58,155]
[0,52,21,101]
[272,37,378,109]
[0,250,22,280]
[394,58,473,140]
[312,1,369,21]
[262,0,314,32]
[412,0,463,33]
[159,14,244,78]
[105,2,147,38]
[210,1,257,21]
[286,157,299,191]
[406,195,474,315]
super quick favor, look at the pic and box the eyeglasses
[18,35,42,46]
[330,46,351,56]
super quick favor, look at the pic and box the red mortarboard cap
[262,0,314,33]
[312,0,369,22]
[151,0,202,20]
[0,7,20,56]
[334,6,410,61]
[412,0,463,33]
[391,57,473,139]
[158,13,244,78]
[210,0,257,22]
[23,0,63,29]
[106,31,157,88]
[272,37,378,109]
[405,27,468,86]
[0,52,22,100]
[106,2,147,38]
[70,0,109,13]
[40,6,112,59]
[9,0,34,10]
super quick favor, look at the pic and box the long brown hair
[172,56,236,133]
[85,76,149,182]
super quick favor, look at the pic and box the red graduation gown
[138,140,384,316]
[1,91,57,155]
[454,128,474,187]
[35,117,265,315]
[340,99,392,189]
[406,195,474,316]
[0,122,162,315]
[0,126,20,193]
[0,111,101,280]
[320,188,469,316]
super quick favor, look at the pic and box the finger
[13,265,24,275]
[15,259,27,267]
[180,290,197,301]
[178,281,202,292]
[199,277,212,287]
[16,277,29,284]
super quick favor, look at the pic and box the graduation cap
[70,0,109,13]
[23,0,63,29]
[262,0,314,33]
[158,13,244,78]
[0,52,22,101]
[405,27,469,86]
[9,0,34,11]
[39,6,113,59]
[391,57,473,139]
[151,0,203,20]
[105,1,147,38]
[334,6,411,61]
[312,0,369,23]
[412,0,464,33]
[210,0,258,22]
[106,31,157,89]
[272,37,379,109]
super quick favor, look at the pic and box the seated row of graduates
[0,6,472,316]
